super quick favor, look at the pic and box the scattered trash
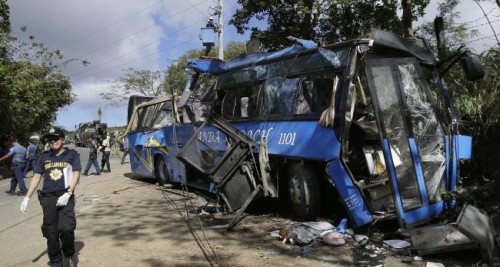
[334,218,348,234]
[352,242,387,266]
[196,206,221,215]
[424,262,445,267]
[277,221,335,245]
[353,235,369,249]
[382,239,412,249]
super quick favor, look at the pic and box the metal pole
[218,0,224,60]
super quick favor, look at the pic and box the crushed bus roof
[187,29,436,76]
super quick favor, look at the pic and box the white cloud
[8,0,228,129]
[12,0,494,131]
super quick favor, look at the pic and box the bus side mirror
[460,52,484,81]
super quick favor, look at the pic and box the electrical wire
[158,114,222,266]
[60,0,162,50]
[74,2,208,60]
[69,18,205,81]
[160,185,222,267]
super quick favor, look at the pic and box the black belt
[39,190,69,197]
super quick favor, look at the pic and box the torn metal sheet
[456,204,496,263]
[409,204,495,263]
[409,224,477,255]
[176,114,263,229]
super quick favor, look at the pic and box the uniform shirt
[27,143,39,158]
[102,138,111,152]
[34,148,82,193]
[7,143,27,164]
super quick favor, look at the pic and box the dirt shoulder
[0,152,489,266]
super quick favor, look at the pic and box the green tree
[164,42,247,96]
[229,0,430,50]
[416,0,500,213]
[100,68,166,105]
[0,2,78,139]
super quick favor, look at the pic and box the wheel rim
[287,164,320,220]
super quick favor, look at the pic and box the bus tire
[287,162,321,220]
[154,157,170,186]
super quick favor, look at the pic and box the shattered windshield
[398,63,446,203]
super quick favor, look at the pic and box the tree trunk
[301,0,314,40]
[401,0,414,37]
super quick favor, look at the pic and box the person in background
[20,127,81,267]
[120,136,129,164]
[0,136,27,196]
[100,134,111,172]
[24,137,39,177]
[83,137,101,176]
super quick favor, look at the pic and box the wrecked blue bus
[125,29,486,234]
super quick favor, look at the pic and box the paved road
[0,145,484,267]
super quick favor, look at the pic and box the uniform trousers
[40,193,76,265]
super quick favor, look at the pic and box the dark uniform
[34,148,81,265]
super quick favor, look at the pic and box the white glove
[56,192,72,207]
[20,197,30,214]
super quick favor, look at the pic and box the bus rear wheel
[287,162,321,220]
[155,157,170,186]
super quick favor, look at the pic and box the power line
[466,34,500,44]
[461,6,497,24]
[76,2,209,60]
[60,1,162,50]
[465,19,500,30]
[473,0,500,45]
[70,20,204,82]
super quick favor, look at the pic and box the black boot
[64,256,77,267]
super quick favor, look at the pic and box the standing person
[100,135,111,172]
[24,137,39,177]
[120,136,129,165]
[83,137,101,176]
[0,136,28,195]
[19,127,81,267]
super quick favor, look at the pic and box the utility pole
[209,0,224,60]
[218,0,224,60]
[97,99,102,122]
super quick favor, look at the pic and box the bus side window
[295,78,333,115]
[152,109,173,128]
[295,81,313,114]
[222,92,235,119]
[262,77,299,116]
[240,97,249,117]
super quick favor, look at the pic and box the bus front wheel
[287,162,321,220]
[154,157,170,186]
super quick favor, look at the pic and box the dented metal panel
[456,204,496,263]
[409,224,477,255]
[409,204,495,263]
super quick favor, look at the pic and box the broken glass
[398,63,446,203]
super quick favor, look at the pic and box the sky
[7,0,500,130]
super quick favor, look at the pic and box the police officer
[24,137,39,177]
[83,136,101,175]
[20,127,81,267]
[120,136,129,164]
[0,136,28,195]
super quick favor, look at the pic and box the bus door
[365,58,449,228]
